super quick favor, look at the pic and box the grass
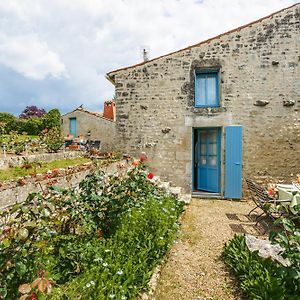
[0,134,38,142]
[0,157,91,181]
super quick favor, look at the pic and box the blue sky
[0,0,297,115]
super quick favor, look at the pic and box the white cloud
[0,0,298,113]
[0,33,66,80]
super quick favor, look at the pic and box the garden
[0,159,184,299]
[0,106,63,156]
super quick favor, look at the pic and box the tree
[19,106,46,119]
[0,112,16,123]
[42,109,61,130]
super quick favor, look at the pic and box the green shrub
[22,117,43,135]
[5,119,25,134]
[269,210,300,297]
[0,112,16,124]
[223,233,300,300]
[41,127,64,152]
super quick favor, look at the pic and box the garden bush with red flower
[0,161,184,299]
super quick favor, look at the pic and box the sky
[0,0,298,116]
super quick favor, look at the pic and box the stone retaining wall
[0,151,84,170]
[0,160,125,209]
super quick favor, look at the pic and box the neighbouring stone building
[106,4,300,197]
[61,101,116,151]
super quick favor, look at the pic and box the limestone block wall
[0,151,84,170]
[109,4,300,193]
[61,111,116,151]
[0,160,125,209]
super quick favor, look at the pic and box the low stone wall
[0,151,84,170]
[0,160,126,209]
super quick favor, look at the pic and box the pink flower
[147,173,154,180]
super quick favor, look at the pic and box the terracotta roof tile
[62,106,115,122]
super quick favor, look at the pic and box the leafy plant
[269,207,300,297]
[223,235,285,299]
[223,231,300,300]
[4,131,28,155]
[41,127,63,153]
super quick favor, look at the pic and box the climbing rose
[132,160,140,167]
[267,187,274,196]
[28,292,38,300]
[139,153,147,162]
[147,173,154,180]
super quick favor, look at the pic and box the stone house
[61,101,116,151]
[106,4,300,198]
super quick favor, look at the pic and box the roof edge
[106,2,299,80]
[62,107,115,122]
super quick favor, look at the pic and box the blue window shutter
[224,126,243,199]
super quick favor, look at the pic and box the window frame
[195,69,220,108]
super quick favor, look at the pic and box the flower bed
[0,161,184,299]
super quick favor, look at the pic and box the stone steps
[155,176,190,204]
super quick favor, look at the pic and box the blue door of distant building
[195,128,221,193]
[69,118,77,137]
[224,126,243,199]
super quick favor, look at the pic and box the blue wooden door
[224,126,243,199]
[69,118,77,137]
[196,128,221,192]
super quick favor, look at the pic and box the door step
[192,192,222,199]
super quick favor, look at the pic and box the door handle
[235,162,241,165]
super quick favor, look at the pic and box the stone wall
[0,160,124,208]
[108,4,300,194]
[61,110,116,151]
[0,151,84,170]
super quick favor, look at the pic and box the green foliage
[23,117,44,135]
[0,157,91,182]
[0,108,61,136]
[4,118,25,134]
[41,127,64,152]
[51,196,182,300]
[223,232,300,300]
[0,164,184,299]
[43,109,61,130]
[1,131,28,155]
[0,112,16,124]
[269,209,300,297]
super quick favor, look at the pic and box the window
[195,70,220,107]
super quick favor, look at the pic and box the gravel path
[154,198,267,300]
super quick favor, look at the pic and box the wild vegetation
[0,161,184,299]
[0,107,61,136]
